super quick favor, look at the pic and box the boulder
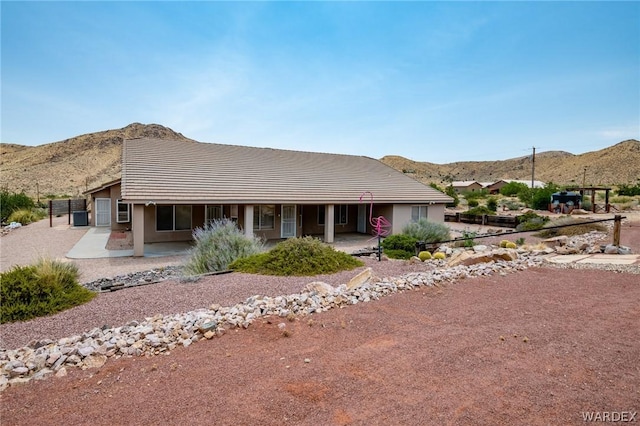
[542,236,569,248]
[449,249,518,267]
[347,268,373,290]
[304,281,335,296]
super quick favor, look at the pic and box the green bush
[7,208,47,225]
[465,206,495,216]
[402,218,451,244]
[230,236,363,276]
[1,258,95,323]
[486,198,498,212]
[527,183,559,210]
[381,234,418,259]
[1,190,35,223]
[467,199,479,208]
[183,219,264,275]
[617,183,640,196]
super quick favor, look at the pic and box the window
[116,200,130,223]
[411,205,428,222]
[156,205,192,231]
[318,205,348,225]
[253,205,275,230]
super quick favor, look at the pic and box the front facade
[87,138,452,256]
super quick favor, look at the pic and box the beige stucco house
[86,138,453,256]
[451,181,483,193]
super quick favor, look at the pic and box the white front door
[358,204,367,233]
[95,198,111,227]
[281,205,296,238]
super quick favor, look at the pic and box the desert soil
[1,214,639,425]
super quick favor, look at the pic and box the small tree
[445,185,460,208]
[529,182,560,210]
[0,190,35,223]
[499,182,529,197]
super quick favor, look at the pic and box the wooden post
[49,200,53,228]
[68,199,71,225]
[613,215,621,247]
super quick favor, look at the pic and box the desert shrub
[463,189,489,200]
[402,218,450,244]
[581,199,592,211]
[461,230,477,247]
[465,206,494,216]
[183,219,264,275]
[381,234,418,259]
[502,199,522,211]
[516,237,526,246]
[610,195,634,204]
[230,236,363,276]
[467,199,479,208]
[418,251,432,261]
[433,252,446,260]
[0,190,35,223]
[1,258,95,323]
[515,211,550,231]
[534,217,607,238]
[486,198,498,212]
[7,208,47,225]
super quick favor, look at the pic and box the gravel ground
[1,212,638,351]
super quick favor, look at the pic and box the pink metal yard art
[359,191,391,261]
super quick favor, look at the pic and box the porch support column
[244,205,254,237]
[324,204,335,243]
[132,204,145,257]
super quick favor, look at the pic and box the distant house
[86,138,453,256]
[485,179,545,194]
[451,181,483,193]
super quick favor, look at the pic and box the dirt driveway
[1,215,639,425]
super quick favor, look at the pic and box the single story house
[485,179,545,194]
[451,181,483,193]
[86,138,453,256]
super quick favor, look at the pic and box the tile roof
[121,138,453,204]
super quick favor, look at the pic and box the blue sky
[2,1,638,163]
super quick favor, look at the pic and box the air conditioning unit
[73,211,89,227]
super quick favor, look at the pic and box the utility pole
[531,147,536,190]
[582,166,587,189]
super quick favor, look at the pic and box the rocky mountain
[0,123,193,198]
[381,140,640,188]
[1,122,638,198]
